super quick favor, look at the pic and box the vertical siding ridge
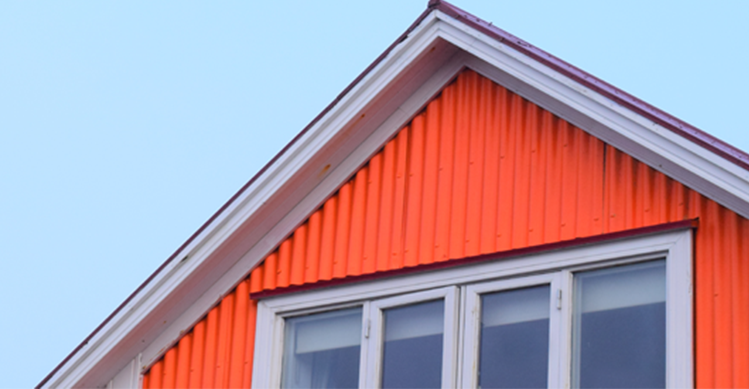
[405,113,426,267]
[449,71,471,259]
[465,72,487,257]
[435,81,457,262]
[390,128,410,269]
[419,97,441,265]
[174,334,191,389]
[496,85,514,251]
[290,226,306,285]
[348,169,368,276]
[228,281,249,388]
[201,308,218,388]
[363,157,382,273]
[479,79,499,254]
[333,182,352,278]
[277,240,292,288]
[542,111,560,244]
[188,321,205,388]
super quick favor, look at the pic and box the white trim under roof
[42,7,745,388]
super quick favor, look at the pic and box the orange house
[41,1,749,388]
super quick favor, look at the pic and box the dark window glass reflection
[479,285,550,389]
[281,308,362,389]
[573,260,666,389]
[381,300,444,389]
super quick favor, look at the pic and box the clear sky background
[1,1,747,387]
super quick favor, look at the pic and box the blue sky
[1,1,747,387]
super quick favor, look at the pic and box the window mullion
[547,271,567,389]
[459,285,481,389]
[364,302,384,388]
[365,287,456,389]
[460,273,556,389]
[456,286,469,389]
[270,311,286,389]
[441,286,459,389]
[358,301,371,389]
[555,270,574,389]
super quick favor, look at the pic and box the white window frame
[461,273,563,388]
[365,287,459,388]
[252,228,693,389]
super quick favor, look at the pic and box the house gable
[41,2,749,388]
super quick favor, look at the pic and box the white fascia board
[431,11,749,220]
[42,13,459,388]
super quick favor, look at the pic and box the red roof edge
[36,6,437,389]
[431,0,749,171]
[251,219,699,300]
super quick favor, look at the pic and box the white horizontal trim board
[252,228,693,389]
[44,6,738,387]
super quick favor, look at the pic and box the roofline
[431,0,749,171]
[36,5,438,389]
[39,1,749,387]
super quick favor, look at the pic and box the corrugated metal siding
[142,279,257,389]
[249,70,606,289]
[602,145,749,388]
[143,69,749,388]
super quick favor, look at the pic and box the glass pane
[281,307,362,389]
[478,285,550,389]
[381,300,444,389]
[572,260,666,389]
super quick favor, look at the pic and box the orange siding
[143,280,257,389]
[144,69,749,388]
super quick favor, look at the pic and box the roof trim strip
[431,0,749,171]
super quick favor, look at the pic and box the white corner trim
[107,353,141,389]
[665,230,693,389]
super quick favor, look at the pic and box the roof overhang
[40,2,749,388]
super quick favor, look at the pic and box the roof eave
[432,0,749,170]
[38,7,452,388]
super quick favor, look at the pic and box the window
[252,228,692,389]
[281,307,362,388]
